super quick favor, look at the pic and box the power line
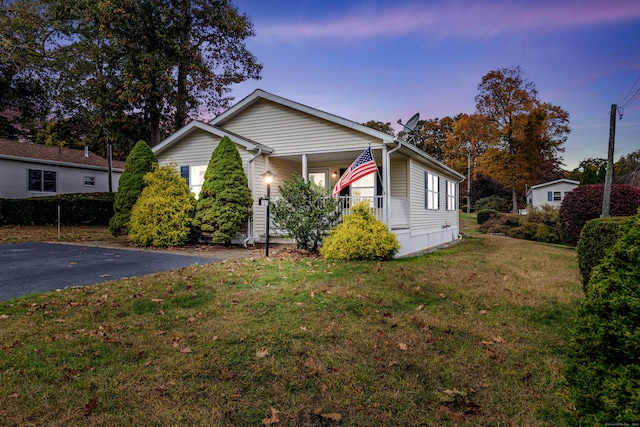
[618,72,640,118]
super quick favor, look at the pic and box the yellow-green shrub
[320,202,399,260]
[128,165,196,247]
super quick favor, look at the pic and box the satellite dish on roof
[397,113,420,145]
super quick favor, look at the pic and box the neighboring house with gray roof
[0,139,125,198]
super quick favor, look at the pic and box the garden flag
[332,147,378,198]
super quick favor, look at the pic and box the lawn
[0,220,582,426]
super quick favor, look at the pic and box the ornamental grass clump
[320,202,399,260]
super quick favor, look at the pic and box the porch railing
[337,195,385,223]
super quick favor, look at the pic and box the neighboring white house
[0,139,125,198]
[153,89,465,257]
[526,179,579,209]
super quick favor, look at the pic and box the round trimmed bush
[320,202,399,261]
[477,209,499,225]
[559,184,640,245]
[566,208,640,425]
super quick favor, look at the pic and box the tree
[615,149,640,187]
[363,120,394,135]
[475,66,569,212]
[194,136,252,245]
[414,116,456,161]
[109,140,158,236]
[271,174,341,253]
[1,0,262,152]
[469,173,510,210]
[128,165,196,247]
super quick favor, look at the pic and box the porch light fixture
[262,170,275,257]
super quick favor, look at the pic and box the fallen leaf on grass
[398,342,408,351]
[262,407,279,425]
[180,347,192,353]
[0,314,9,319]
[416,304,424,311]
[321,412,342,421]
[479,310,487,315]
[84,395,98,417]
[256,348,269,358]
[151,298,164,304]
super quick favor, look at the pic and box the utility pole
[601,104,616,218]
[466,145,471,214]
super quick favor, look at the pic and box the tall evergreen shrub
[194,136,252,245]
[128,165,196,247]
[567,208,640,425]
[109,140,157,235]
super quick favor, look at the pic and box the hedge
[0,193,115,226]
[576,216,629,291]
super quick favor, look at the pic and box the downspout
[243,149,262,247]
[385,139,403,229]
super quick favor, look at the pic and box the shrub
[477,209,499,225]
[559,184,640,245]
[128,165,196,247]
[194,136,252,245]
[0,193,115,226]
[474,195,510,212]
[566,209,640,425]
[109,140,157,236]
[320,202,399,260]
[577,216,629,290]
[517,205,560,243]
[271,174,341,253]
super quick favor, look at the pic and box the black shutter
[376,166,383,208]
[180,166,190,186]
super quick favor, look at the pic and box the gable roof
[0,139,125,170]
[153,119,273,156]
[209,89,397,144]
[529,179,579,190]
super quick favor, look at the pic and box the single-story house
[526,179,579,209]
[0,139,125,198]
[153,89,465,257]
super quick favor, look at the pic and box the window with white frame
[425,172,439,210]
[446,180,457,211]
[28,169,57,192]
[84,176,95,186]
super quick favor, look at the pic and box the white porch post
[302,154,308,182]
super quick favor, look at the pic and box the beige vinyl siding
[157,129,221,166]
[0,159,120,198]
[251,157,300,237]
[220,100,381,154]
[408,159,457,231]
[389,158,408,198]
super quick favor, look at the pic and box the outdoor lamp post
[262,170,275,257]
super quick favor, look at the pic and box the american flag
[332,147,378,198]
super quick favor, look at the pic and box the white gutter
[243,149,263,247]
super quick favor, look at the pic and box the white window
[308,169,329,191]
[446,180,457,211]
[84,176,95,186]
[425,172,439,210]
[351,173,376,207]
[28,169,57,192]
[181,165,208,198]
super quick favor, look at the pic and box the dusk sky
[228,0,640,170]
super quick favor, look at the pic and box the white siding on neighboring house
[219,100,380,155]
[526,179,579,209]
[0,158,120,198]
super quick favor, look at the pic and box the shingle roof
[0,139,125,170]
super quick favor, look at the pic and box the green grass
[0,225,582,426]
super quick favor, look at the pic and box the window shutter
[376,166,383,208]
[547,191,553,202]
[180,166,190,186]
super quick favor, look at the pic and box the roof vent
[84,146,89,157]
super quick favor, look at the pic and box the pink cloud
[257,1,640,41]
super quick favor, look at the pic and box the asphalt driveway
[0,242,218,302]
